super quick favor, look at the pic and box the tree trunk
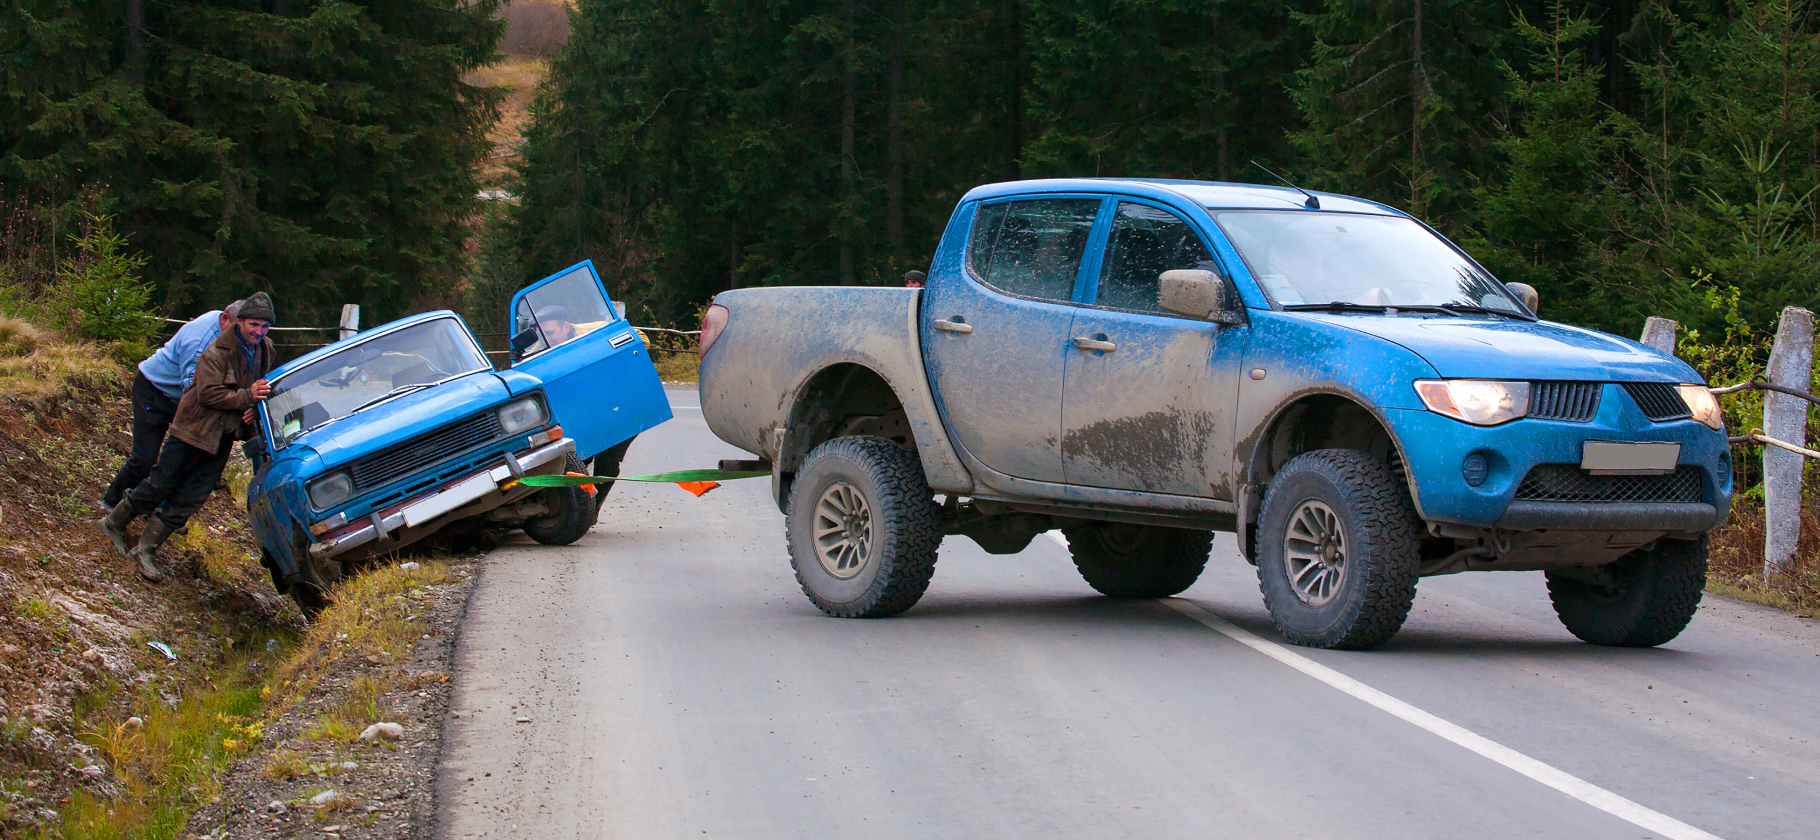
[126,0,146,88]
[887,0,905,249]
[1410,0,1424,208]
[839,0,856,285]
[1005,0,1023,180]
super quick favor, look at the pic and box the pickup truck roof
[959,178,1403,216]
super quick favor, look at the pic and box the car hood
[287,371,512,469]
[1295,314,1702,382]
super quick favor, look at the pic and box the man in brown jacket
[99,292,278,581]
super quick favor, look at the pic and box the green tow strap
[515,469,771,487]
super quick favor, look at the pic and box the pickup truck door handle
[933,319,974,334]
[1073,336,1118,353]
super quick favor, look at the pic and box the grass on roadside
[0,317,122,399]
[265,562,455,715]
[651,349,698,383]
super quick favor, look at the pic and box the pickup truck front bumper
[308,437,576,559]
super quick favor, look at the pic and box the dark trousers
[127,434,232,529]
[104,371,181,507]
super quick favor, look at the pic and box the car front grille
[1514,464,1702,503]
[348,411,507,491]
[1528,381,1601,421]
[1622,382,1692,422]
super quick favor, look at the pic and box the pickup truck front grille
[1527,382,1601,421]
[1515,464,1702,503]
[348,411,507,491]
[1622,382,1692,422]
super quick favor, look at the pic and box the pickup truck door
[922,197,1103,483]
[509,260,671,460]
[1061,200,1246,499]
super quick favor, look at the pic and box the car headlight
[498,396,547,435]
[308,472,355,510]
[1677,384,1725,430]
[1414,380,1531,426]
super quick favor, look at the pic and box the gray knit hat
[239,291,276,325]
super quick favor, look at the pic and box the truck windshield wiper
[1282,302,1390,314]
[1436,302,1536,321]
[348,383,431,416]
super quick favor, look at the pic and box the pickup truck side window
[513,265,616,357]
[969,198,1099,302]
[1097,202,1225,313]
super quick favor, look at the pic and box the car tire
[785,436,941,618]
[1546,536,1706,647]
[591,436,636,518]
[1256,449,1421,650]
[1061,521,1212,598]
[523,453,595,546]
[289,538,339,621]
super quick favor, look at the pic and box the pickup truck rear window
[967,198,1100,302]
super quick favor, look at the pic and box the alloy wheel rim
[1284,499,1347,607]
[812,480,872,579]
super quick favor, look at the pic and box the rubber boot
[132,518,176,583]
[97,500,139,558]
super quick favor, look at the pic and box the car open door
[509,260,671,459]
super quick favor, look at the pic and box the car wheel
[1061,521,1212,598]
[1546,536,1706,647]
[591,436,636,518]
[290,537,340,621]
[786,436,941,618]
[1256,449,1421,650]
[523,453,596,546]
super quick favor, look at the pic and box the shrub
[47,213,159,362]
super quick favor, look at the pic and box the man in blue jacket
[100,300,243,511]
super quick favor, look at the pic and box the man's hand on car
[250,379,272,400]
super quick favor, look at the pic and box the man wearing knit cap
[101,299,244,511]
[99,291,278,581]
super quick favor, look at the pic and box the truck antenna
[1251,161,1320,209]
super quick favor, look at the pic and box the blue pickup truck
[698,179,1732,649]
[247,260,670,615]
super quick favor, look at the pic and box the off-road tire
[786,436,941,618]
[1256,449,1421,650]
[523,453,595,546]
[1061,521,1213,598]
[1546,536,1706,647]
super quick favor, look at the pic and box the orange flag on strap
[675,481,720,497]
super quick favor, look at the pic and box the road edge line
[1161,598,1723,840]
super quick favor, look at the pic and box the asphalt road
[439,388,1820,840]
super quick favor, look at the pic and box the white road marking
[1160,598,1723,840]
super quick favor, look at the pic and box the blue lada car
[247,260,669,615]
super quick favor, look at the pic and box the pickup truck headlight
[498,397,547,435]
[1414,380,1531,426]
[308,472,355,511]
[1677,384,1725,430]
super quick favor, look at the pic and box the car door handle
[1073,336,1117,353]
[933,319,974,334]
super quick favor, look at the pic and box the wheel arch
[1243,390,1425,522]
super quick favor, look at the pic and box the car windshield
[265,317,490,448]
[1211,210,1524,313]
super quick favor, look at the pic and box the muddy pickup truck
[697,179,1732,649]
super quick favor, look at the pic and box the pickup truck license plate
[1581,441,1680,475]
[403,473,497,528]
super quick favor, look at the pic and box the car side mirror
[1159,270,1240,324]
[509,326,540,362]
[1505,282,1539,315]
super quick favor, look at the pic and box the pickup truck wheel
[1546,536,1706,647]
[1256,449,1421,650]
[523,453,595,546]
[1061,522,1212,598]
[786,436,941,618]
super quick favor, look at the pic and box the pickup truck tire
[1256,449,1421,650]
[1061,522,1212,598]
[1546,536,1706,647]
[786,436,941,618]
[523,453,595,546]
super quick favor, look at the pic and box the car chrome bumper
[308,437,576,559]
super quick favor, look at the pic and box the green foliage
[49,213,157,352]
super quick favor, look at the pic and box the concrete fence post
[338,304,361,340]
[1640,317,1678,354]
[1764,306,1815,578]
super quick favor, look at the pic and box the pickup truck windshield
[1213,210,1523,313]
[266,317,490,447]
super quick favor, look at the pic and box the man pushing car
[99,292,278,581]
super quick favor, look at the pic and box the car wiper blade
[1282,302,1390,313]
[1436,303,1536,321]
[348,383,431,415]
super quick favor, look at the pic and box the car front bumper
[308,436,576,559]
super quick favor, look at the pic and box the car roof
[958,178,1405,216]
[268,309,465,382]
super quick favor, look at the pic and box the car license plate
[402,472,497,528]
[1581,441,1680,475]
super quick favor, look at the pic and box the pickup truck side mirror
[1504,282,1540,315]
[508,326,540,362]
[1159,270,1241,324]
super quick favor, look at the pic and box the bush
[48,212,159,361]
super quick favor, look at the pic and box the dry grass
[652,349,699,383]
[1708,492,1820,618]
[465,56,550,188]
[0,326,122,399]
[265,562,455,714]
